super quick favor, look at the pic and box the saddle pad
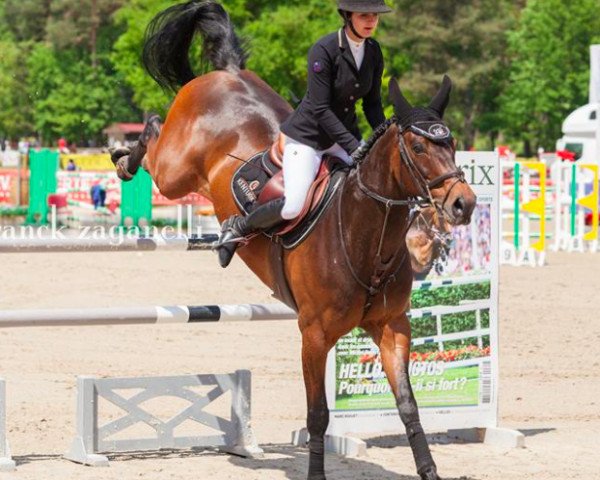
[231,149,350,249]
[231,150,278,214]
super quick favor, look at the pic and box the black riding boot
[216,198,285,268]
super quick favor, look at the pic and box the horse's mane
[353,116,397,164]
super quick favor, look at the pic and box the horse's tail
[142,1,248,92]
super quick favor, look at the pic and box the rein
[338,120,466,314]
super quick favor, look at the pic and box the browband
[409,122,452,143]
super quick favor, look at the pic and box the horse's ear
[428,75,452,118]
[389,78,412,119]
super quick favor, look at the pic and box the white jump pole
[0,304,296,328]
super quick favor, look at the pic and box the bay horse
[111,2,476,479]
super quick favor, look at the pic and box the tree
[3,0,51,42]
[500,0,600,154]
[0,38,33,139]
[111,0,308,114]
[27,43,137,144]
[46,0,125,68]
[382,0,517,149]
[243,1,339,103]
[111,0,174,115]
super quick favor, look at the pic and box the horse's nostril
[453,197,465,216]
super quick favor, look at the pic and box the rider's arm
[362,47,386,130]
[308,44,361,155]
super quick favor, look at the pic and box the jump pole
[0,304,296,328]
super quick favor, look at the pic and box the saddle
[231,134,348,313]
[231,133,347,248]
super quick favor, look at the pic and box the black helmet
[337,0,392,14]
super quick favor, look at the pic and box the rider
[216,0,393,268]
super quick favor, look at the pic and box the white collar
[344,30,365,49]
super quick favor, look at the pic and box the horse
[407,207,452,280]
[111,3,477,479]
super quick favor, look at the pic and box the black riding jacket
[280,29,386,155]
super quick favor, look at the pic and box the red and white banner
[55,171,212,208]
[0,171,19,204]
[57,171,121,207]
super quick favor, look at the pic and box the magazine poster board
[326,151,500,436]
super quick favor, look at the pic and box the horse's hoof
[114,157,135,181]
[420,467,441,480]
[307,475,326,480]
[109,147,131,165]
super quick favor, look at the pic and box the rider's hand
[351,144,369,163]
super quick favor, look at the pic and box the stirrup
[212,234,247,250]
[212,216,246,249]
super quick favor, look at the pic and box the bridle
[355,119,466,214]
[338,118,466,314]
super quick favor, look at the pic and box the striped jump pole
[0,235,217,253]
[0,304,296,328]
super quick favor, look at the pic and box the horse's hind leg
[373,314,440,480]
[301,323,335,480]
[110,114,161,181]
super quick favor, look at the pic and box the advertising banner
[326,152,500,436]
[0,150,20,168]
[0,171,20,204]
[54,171,212,208]
[57,171,121,208]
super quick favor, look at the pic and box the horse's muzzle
[440,181,477,226]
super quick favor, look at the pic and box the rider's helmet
[337,0,392,39]
[337,0,392,14]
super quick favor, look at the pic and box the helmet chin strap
[343,12,365,40]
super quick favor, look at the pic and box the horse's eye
[413,143,425,154]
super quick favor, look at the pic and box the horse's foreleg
[377,315,440,480]
[110,114,162,181]
[301,323,333,480]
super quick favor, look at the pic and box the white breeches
[281,137,353,220]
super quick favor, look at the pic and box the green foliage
[3,0,51,42]
[382,0,518,149]
[500,0,600,153]
[27,44,137,143]
[0,0,598,150]
[243,1,339,103]
[0,38,32,138]
[411,282,490,309]
[111,0,174,114]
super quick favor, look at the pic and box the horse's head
[388,76,476,225]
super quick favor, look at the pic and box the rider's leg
[216,197,285,268]
[281,138,322,220]
[215,137,321,268]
